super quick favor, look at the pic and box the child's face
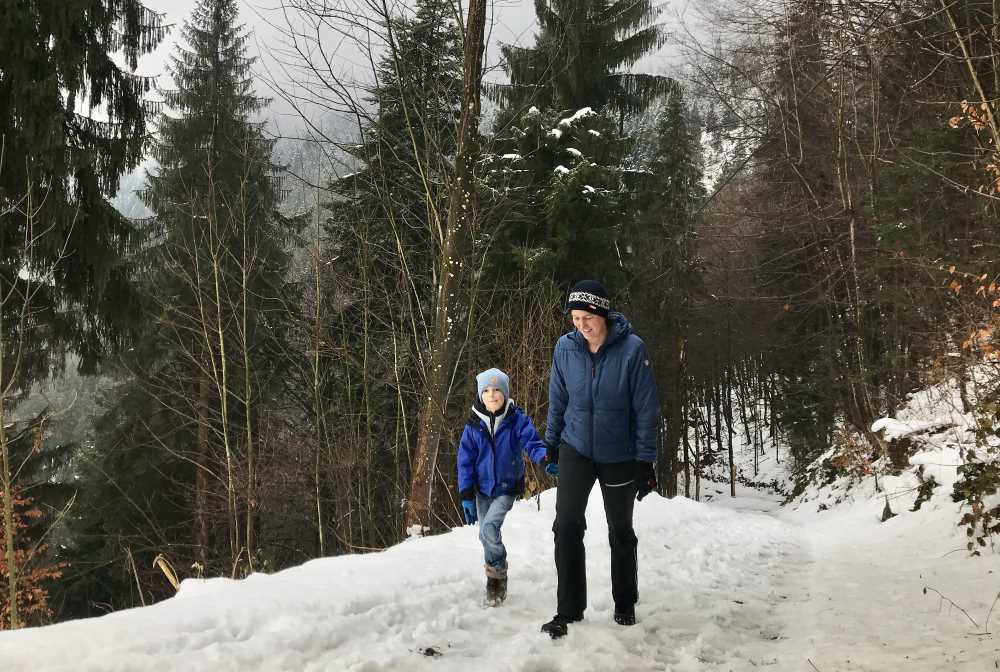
[481,387,505,412]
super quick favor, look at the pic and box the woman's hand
[635,461,656,501]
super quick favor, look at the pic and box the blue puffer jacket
[457,400,548,498]
[545,312,660,463]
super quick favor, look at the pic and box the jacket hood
[471,398,515,436]
[567,311,633,351]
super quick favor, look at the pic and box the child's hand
[544,461,559,478]
[461,500,477,525]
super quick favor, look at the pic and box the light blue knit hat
[476,368,510,400]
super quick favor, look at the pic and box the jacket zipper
[590,352,597,454]
[482,414,509,494]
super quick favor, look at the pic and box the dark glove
[544,460,559,477]
[545,440,559,464]
[635,461,656,501]
[461,499,477,525]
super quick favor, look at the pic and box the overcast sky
[132,0,695,138]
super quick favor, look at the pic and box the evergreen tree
[491,0,674,117]
[314,0,463,547]
[59,0,299,616]
[483,1,679,301]
[327,0,461,305]
[483,106,634,287]
[0,1,168,386]
[629,90,705,496]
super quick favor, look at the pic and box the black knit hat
[565,279,610,318]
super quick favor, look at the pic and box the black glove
[635,461,656,501]
[545,440,559,465]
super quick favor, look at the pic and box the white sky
[136,1,538,125]
[134,0,693,136]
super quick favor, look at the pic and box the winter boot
[540,613,582,639]
[485,563,508,606]
[486,576,500,605]
[613,604,636,626]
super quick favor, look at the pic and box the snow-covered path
[2,483,997,671]
[772,493,1000,672]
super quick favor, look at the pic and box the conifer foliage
[484,106,634,286]
[0,0,168,385]
[492,0,674,115]
[319,0,464,544]
[61,0,299,614]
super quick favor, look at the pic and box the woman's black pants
[553,442,638,619]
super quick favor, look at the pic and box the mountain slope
[2,374,998,670]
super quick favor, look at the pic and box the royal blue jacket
[457,400,548,499]
[545,312,660,463]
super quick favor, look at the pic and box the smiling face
[481,387,506,412]
[571,309,608,351]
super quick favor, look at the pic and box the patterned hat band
[567,291,610,310]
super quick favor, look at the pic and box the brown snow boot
[485,563,508,606]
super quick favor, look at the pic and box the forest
[2,0,1000,631]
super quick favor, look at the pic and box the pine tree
[146,0,298,571]
[483,106,634,286]
[326,0,461,309]
[0,1,169,386]
[483,1,678,297]
[491,0,675,117]
[1,7,166,623]
[319,0,463,544]
[60,0,299,613]
[629,89,705,497]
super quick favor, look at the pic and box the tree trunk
[195,374,210,568]
[0,419,18,630]
[725,368,735,498]
[405,0,487,534]
[660,332,684,499]
[682,394,691,498]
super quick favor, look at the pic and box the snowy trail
[2,484,998,671]
[2,489,811,672]
[771,496,1000,672]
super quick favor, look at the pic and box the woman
[540,279,660,639]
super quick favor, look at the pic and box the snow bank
[3,373,999,670]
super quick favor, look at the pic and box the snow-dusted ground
[3,377,1000,670]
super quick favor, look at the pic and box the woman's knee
[552,518,586,540]
[607,523,637,547]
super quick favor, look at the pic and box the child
[457,367,557,606]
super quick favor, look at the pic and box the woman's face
[481,387,506,412]
[571,310,608,346]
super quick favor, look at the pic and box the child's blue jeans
[475,493,515,569]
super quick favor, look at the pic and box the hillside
[1,375,997,671]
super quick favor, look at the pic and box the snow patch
[871,417,946,441]
[558,107,594,127]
